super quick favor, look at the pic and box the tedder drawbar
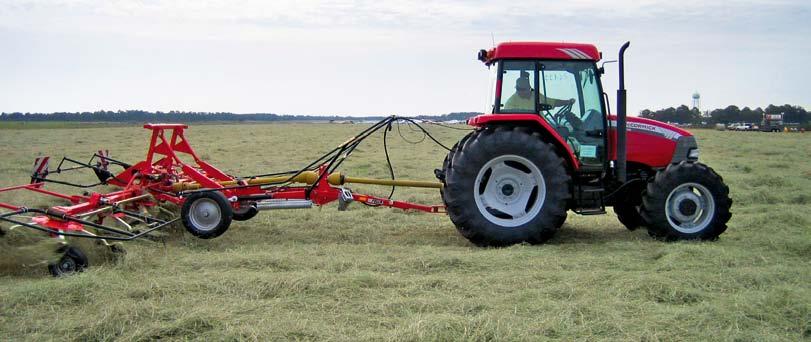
[1,41,733,277]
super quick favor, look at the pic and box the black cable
[396,117,452,151]
[396,122,427,144]
[425,121,474,131]
[182,116,457,202]
[383,121,396,199]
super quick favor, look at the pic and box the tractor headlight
[688,148,700,160]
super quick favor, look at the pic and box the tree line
[3,106,807,126]
[639,104,809,126]
[0,110,482,123]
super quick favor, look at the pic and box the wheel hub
[474,155,546,228]
[60,258,76,273]
[665,182,715,233]
[189,198,222,231]
[678,200,698,216]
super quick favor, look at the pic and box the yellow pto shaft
[172,171,442,192]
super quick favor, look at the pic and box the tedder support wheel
[181,191,233,239]
[442,126,571,246]
[641,161,732,241]
[231,205,259,221]
[48,246,89,277]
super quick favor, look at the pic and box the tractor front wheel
[442,126,571,246]
[181,191,233,239]
[641,161,732,241]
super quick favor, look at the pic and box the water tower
[691,92,701,111]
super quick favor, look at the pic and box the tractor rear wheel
[443,126,570,246]
[181,191,233,239]
[641,161,732,241]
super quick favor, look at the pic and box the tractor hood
[615,116,693,140]
[609,116,697,169]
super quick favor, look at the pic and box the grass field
[0,123,809,341]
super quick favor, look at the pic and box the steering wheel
[552,103,575,127]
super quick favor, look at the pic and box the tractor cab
[479,42,608,172]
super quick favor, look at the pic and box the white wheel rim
[665,182,715,234]
[189,198,222,231]
[474,155,546,227]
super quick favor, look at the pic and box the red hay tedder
[0,41,732,276]
[0,120,447,275]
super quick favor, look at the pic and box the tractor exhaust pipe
[616,41,630,183]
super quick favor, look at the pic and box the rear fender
[467,114,580,171]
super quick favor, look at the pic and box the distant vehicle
[760,113,784,132]
[729,123,753,131]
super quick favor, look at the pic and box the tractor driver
[504,75,575,112]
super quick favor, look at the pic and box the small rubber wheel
[232,205,259,221]
[48,246,89,277]
[181,191,233,239]
[641,161,732,241]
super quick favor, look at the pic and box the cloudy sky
[1,0,809,116]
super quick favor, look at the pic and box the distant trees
[640,104,808,126]
[0,110,483,123]
[639,105,700,124]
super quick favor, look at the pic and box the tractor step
[576,208,607,215]
[573,183,606,215]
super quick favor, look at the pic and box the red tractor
[438,41,732,246]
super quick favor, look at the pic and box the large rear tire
[442,126,571,246]
[641,161,732,241]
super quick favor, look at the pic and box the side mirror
[477,49,488,62]
[600,60,617,74]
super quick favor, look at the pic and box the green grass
[0,124,809,341]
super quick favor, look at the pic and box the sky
[1,0,809,116]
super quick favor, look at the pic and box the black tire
[438,131,474,202]
[48,246,89,277]
[614,202,644,231]
[232,205,259,221]
[641,161,732,241]
[181,191,233,239]
[442,126,571,246]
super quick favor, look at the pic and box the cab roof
[481,42,601,64]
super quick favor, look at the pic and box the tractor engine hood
[618,116,692,140]
[609,116,698,169]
